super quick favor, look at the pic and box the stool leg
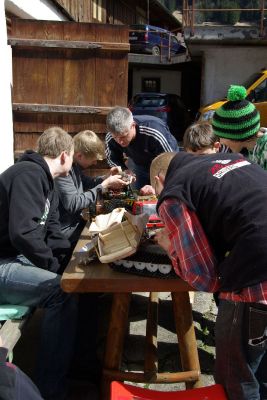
[171,291,202,389]
[144,292,159,381]
[101,292,131,400]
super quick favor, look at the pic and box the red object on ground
[110,381,228,400]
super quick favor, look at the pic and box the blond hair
[37,127,73,158]
[74,130,105,160]
[150,152,176,189]
[183,122,219,152]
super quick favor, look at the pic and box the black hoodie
[0,347,43,400]
[0,151,70,272]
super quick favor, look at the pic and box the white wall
[132,68,182,96]
[5,0,68,20]
[0,1,13,172]
[1,0,67,172]
[194,45,267,106]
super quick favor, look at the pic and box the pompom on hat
[212,85,260,141]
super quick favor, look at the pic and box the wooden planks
[10,19,129,175]
[13,103,113,114]
[9,38,129,51]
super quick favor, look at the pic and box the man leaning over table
[105,106,179,192]
[55,129,128,249]
[151,151,267,400]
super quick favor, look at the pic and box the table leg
[101,292,131,400]
[171,291,202,389]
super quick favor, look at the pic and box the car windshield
[242,73,263,89]
[133,96,167,107]
[130,25,145,30]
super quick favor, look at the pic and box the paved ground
[13,291,217,399]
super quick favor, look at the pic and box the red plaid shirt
[159,198,267,304]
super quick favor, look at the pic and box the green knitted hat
[212,85,260,141]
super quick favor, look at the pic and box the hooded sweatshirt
[0,347,43,400]
[55,163,103,240]
[158,152,267,292]
[0,151,70,272]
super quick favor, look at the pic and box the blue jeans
[0,255,78,400]
[215,299,267,400]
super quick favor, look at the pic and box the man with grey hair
[105,106,179,190]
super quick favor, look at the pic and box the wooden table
[61,226,201,399]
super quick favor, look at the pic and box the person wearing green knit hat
[212,85,267,170]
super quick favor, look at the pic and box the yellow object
[198,69,267,127]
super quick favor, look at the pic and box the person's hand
[123,169,136,183]
[101,175,129,190]
[139,185,155,196]
[154,228,171,253]
[109,166,122,176]
[106,167,136,183]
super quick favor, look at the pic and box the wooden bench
[0,305,32,361]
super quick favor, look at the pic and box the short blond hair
[74,130,105,160]
[37,127,73,158]
[183,122,219,152]
[150,152,176,189]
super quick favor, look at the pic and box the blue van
[129,24,186,56]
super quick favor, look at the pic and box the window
[254,79,267,102]
[142,78,160,92]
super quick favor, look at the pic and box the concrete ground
[13,291,218,399]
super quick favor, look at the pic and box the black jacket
[158,152,267,292]
[105,115,179,170]
[0,151,70,272]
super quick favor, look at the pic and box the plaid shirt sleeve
[158,198,219,292]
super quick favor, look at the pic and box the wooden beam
[13,103,113,115]
[8,38,130,51]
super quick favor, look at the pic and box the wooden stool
[61,226,202,400]
[110,381,228,400]
[102,291,201,399]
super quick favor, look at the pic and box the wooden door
[9,19,129,175]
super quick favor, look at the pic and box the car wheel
[152,46,160,56]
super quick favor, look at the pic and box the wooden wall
[53,0,101,22]
[10,19,129,174]
[53,0,145,25]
